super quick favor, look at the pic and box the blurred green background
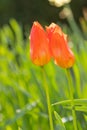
[0,0,87,130]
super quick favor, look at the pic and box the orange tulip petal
[46,23,62,39]
[46,23,75,68]
[29,21,51,66]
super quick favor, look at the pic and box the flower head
[29,22,51,66]
[29,22,75,68]
[46,23,75,68]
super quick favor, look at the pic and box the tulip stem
[41,67,54,130]
[66,69,78,130]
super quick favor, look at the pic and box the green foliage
[0,18,87,130]
[54,111,66,130]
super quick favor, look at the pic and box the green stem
[66,69,78,130]
[41,67,54,130]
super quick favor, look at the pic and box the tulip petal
[46,23,75,68]
[29,22,51,66]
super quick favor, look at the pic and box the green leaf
[75,106,87,112]
[52,99,87,107]
[64,106,87,112]
[54,111,66,130]
[74,99,87,106]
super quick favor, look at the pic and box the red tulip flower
[46,23,75,68]
[29,22,51,66]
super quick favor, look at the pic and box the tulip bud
[29,22,51,66]
[46,23,75,68]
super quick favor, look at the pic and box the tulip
[29,22,51,66]
[46,23,75,68]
